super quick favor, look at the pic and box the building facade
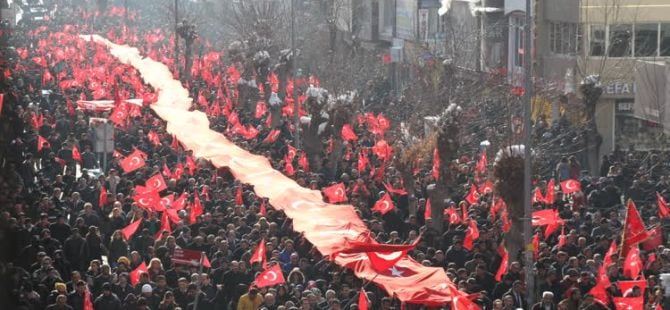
[580,0,670,154]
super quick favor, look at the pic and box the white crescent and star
[264,271,278,281]
[388,266,404,277]
[375,251,402,261]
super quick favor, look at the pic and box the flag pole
[342,273,379,310]
[620,199,630,257]
[192,252,205,310]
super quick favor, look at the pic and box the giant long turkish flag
[87,35,467,307]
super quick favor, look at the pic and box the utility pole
[522,0,535,306]
[291,0,300,148]
[174,0,180,79]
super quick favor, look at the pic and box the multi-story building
[580,0,670,155]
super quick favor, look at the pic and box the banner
[77,98,143,112]
[86,35,462,306]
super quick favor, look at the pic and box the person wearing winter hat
[140,284,159,310]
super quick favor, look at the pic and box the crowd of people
[1,1,670,310]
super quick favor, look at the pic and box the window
[608,24,632,57]
[590,25,605,56]
[661,23,670,56]
[635,24,658,57]
[549,22,578,55]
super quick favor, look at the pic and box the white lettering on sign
[604,82,635,95]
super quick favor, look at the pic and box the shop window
[635,24,658,57]
[608,24,632,57]
[590,25,605,56]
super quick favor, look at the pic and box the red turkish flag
[129,261,148,286]
[284,157,295,176]
[345,238,419,273]
[121,218,143,240]
[383,183,408,196]
[642,225,663,252]
[155,211,172,240]
[376,114,390,134]
[323,183,347,203]
[255,101,267,118]
[479,181,493,194]
[185,156,197,175]
[372,192,395,215]
[532,187,545,204]
[475,150,487,173]
[173,163,184,180]
[613,297,643,310]
[72,145,82,162]
[37,135,50,151]
[54,157,66,166]
[298,152,309,172]
[99,186,108,208]
[172,192,188,211]
[254,264,286,288]
[83,286,94,310]
[120,150,146,174]
[465,184,480,204]
[619,279,647,296]
[108,106,128,127]
[544,179,556,204]
[286,145,297,161]
[604,240,618,267]
[372,140,392,161]
[444,207,462,224]
[357,149,369,172]
[451,293,481,310]
[32,113,43,129]
[432,148,440,180]
[358,289,369,310]
[170,135,180,151]
[259,199,267,216]
[162,164,172,179]
[112,150,123,158]
[557,226,567,248]
[657,192,670,218]
[133,190,161,211]
[560,179,581,194]
[532,209,562,226]
[147,130,161,146]
[235,186,244,205]
[189,192,204,224]
[158,194,174,211]
[263,129,281,144]
[623,247,642,279]
[146,174,167,192]
[250,238,267,267]
[622,200,649,256]
[463,220,480,250]
[341,124,358,141]
[495,244,508,281]
[589,265,611,306]
[424,199,432,220]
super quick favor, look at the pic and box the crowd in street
[1,1,670,310]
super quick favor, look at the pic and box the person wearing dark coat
[93,283,122,310]
[63,229,85,270]
[80,226,107,267]
[67,281,87,310]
